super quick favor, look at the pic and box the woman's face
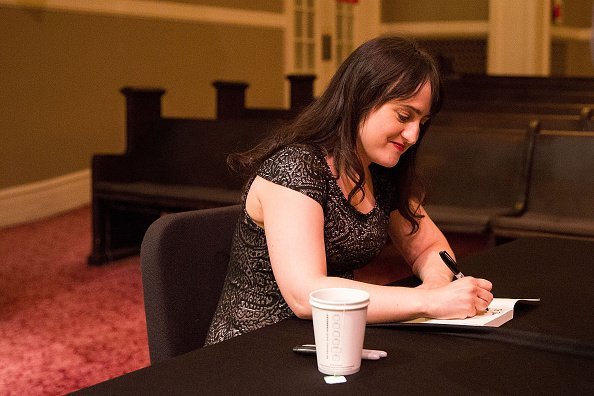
[356,81,432,168]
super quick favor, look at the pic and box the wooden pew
[417,123,538,238]
[444,89,594,106]
[213,74,315,120]
[88,87,280,265]
[433,109,594,131]
[442,99,591,117]
[444,77,594,103]
[445,74,594,92]
[90,75,594,264]
[441,74,594,119]
[490,130,594,242]
[444,75,594,103]
[423,75,594,246]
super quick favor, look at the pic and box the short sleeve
[257,145,328,206]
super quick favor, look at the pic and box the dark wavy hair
[228,35,442,233]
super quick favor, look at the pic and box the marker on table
[439,251,464,279]
[293,344,387,360]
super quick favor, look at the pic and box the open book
[404,298,540,327]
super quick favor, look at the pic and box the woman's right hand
[424,276,493,319]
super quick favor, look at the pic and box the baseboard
[0,169,91,228]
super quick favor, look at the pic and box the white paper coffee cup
[309,288,370,376]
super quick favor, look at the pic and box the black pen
[439,251,464,279]
[438,251,489,311]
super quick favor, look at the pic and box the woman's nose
[402,122,420,145]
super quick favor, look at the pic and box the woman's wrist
[414,287,438,318]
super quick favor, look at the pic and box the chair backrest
[140,204,241,364]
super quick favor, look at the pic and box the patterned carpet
[0,206,149,395]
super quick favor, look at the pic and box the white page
[404,298,540,327]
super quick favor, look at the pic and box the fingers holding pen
[453,275,491,290]
[431,276,494,318]
[458,276,494,308]
[476,286,493,312]
[429,247,495,318]
[475,277,493,292]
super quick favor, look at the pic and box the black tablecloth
[77,238,594,395]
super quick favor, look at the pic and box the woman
[205,35,493,346]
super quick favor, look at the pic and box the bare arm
[251,177,493,323]
[388,205,455,288]
[387,205,495,316]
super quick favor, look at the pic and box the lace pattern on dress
[204,145,395,346]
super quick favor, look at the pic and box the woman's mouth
[391,142,405,153]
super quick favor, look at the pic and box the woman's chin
[376,155,400,168]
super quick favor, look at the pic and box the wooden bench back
[433,110,593,131]
[445,75,594,92]
[418,125,535,211]
[527,130,594,217]
[442,100,591,117]
[132,118,280,189]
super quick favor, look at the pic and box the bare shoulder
[246,176,322,228]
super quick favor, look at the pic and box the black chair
[140,204,241,364]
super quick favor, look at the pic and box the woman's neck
[326,155,376,213]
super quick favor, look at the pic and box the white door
[286,0,380,96]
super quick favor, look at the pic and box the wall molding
[0,0,285,28]
[381,20,489,39]
[0,169,90,229]
[381,20,592,43]
[551,25,592,42]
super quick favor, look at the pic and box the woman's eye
[397,113,410,122]
[420,117,431,126]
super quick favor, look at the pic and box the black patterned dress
[204,145,397,346]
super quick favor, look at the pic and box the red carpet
[0,206,149,395]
